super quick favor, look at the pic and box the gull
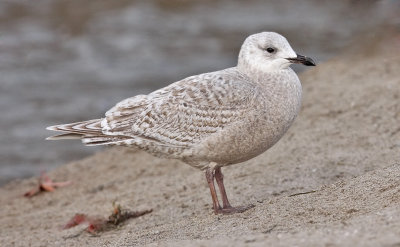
[47,32,315,214]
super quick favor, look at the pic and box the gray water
[0,0,397,184]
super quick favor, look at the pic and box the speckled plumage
[47,32,315,214]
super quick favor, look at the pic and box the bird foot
[215,204,255,215]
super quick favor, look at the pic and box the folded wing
[47,69,257,157]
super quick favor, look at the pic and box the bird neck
[237,54,291,79]
[237,59,289,82]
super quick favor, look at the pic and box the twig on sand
[24,172,71,197]
[63,203,152,235]
[288,190,317,197]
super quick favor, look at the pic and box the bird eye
[266,47,275,53]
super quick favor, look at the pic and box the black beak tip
[304,58,316,66]
[287,54,316,66]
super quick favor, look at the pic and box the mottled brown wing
[102,69,257,148]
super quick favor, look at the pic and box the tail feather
[46,119,102,134]
[46,133,83,140]
[81,136,130,146]
[46,119,130,146]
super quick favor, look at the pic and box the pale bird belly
[191,104,299,166]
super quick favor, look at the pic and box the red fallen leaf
[62,214,87,229]
[86,217,108,233]
[24,172,72,197]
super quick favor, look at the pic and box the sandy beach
[0,28,399,246]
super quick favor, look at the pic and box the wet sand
[0,28,399,246]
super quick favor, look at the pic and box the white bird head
[238,32,315,73]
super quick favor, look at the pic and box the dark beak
[287,54,316,66]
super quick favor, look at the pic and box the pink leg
[206,167,254,215]
[214,167,232,208]
[205,168,221,214]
